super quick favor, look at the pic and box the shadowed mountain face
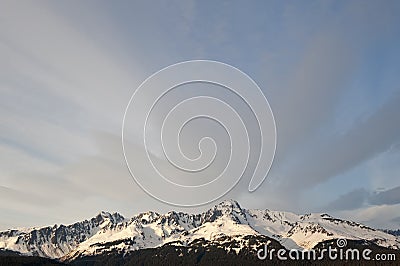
[0,200,399,265]
[383,229,400,237]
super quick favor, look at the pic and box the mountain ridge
[0,199,398,262]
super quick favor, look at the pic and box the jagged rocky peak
[99,211,125,223]
[163,211,180,223]
[214,199,243,211]
[94,211,124,223]
[1,200,399,261]
[320,213,332,218]
[135,211,160,224]
[201,199,247,224]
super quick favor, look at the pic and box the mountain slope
[0,200,398,262]
[0,212,124,258]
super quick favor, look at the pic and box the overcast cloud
[1,0,400,230]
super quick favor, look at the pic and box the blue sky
[1,0,400,230]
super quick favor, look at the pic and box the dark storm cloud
[324,188,369,211]
[391,216,400,224]
[324,185,400,211]
[369,186,400,206]
[281,91,400,190]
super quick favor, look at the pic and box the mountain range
[0,200,399,265]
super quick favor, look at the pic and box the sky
[1,0,400,230]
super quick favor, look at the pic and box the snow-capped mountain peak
[0,200,398,260]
